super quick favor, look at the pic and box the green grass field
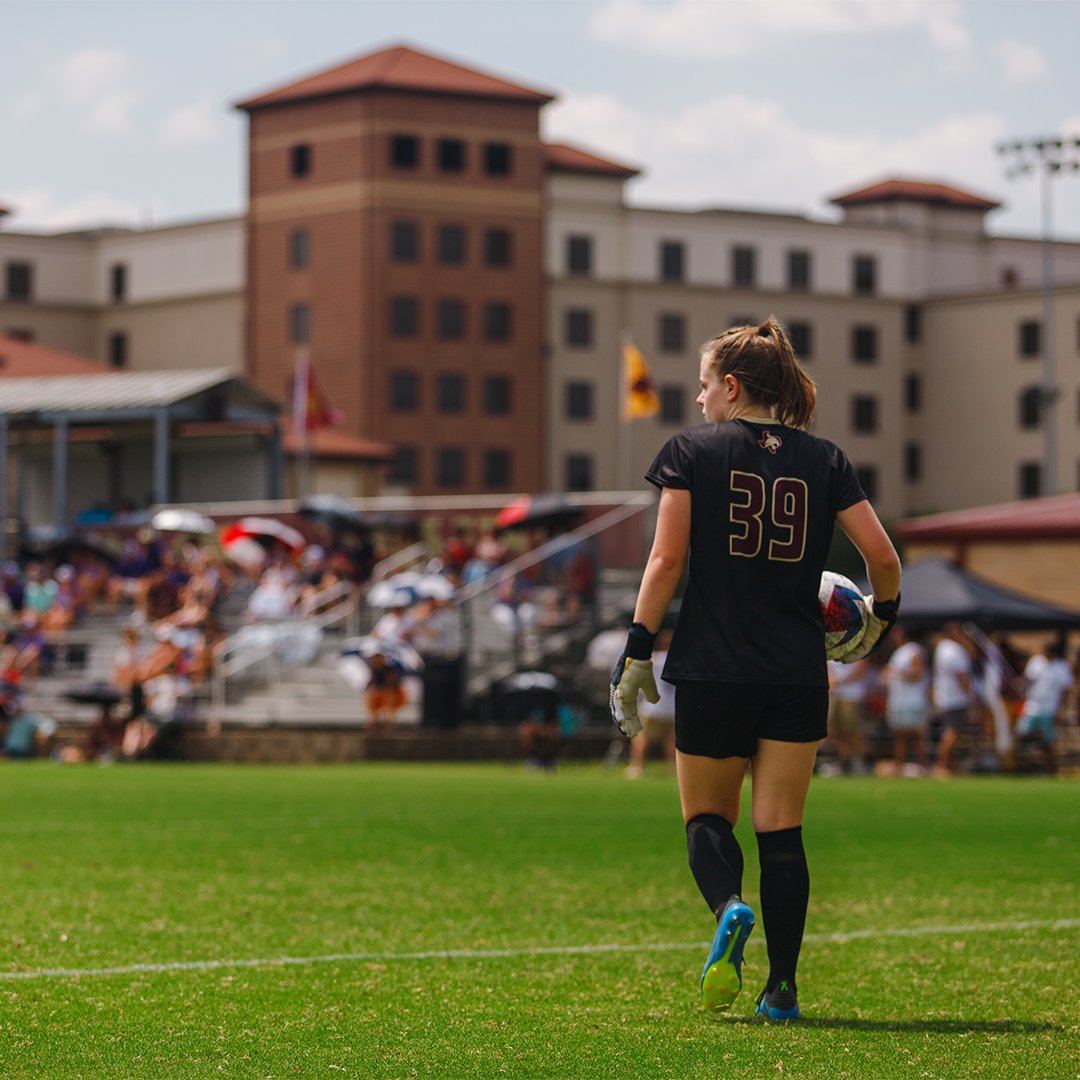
[0,762,1076,1079]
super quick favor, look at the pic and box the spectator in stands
[883,626,930,774]
[246,565,297,621]
[931,621,979,776]
[441,526,473,582]
[41,564,82,636]
[1,562,24,614]
[364,651,407,730]
[4,612,49,678]
[22,562,58,618]
[826,658,870,774]
[1016,640,1074,774]
[106,529,162,614]
[461,527,507,586]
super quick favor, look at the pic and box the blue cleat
[700,897,755,1012]
[755,980,800,1021]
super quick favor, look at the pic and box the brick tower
[236,45,553,494]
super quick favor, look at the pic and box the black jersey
[645,419,865,687]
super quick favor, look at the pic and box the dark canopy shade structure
[888,558,1080,632]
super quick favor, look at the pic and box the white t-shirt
[886,641,929,712]
[933,638,972,711]
[828,659,868,702]
[1022,654,1073,718]
[639,650,676,720]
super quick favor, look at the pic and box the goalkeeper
[611,318,900,1020]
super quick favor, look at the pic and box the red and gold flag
[623,341,659,420]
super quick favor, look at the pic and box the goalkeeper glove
[836,594,901,663]
[610,622,660,738]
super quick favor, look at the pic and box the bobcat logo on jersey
[759,431,783,454]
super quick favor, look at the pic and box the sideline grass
[0,762,1076,1078]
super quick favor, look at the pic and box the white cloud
[588,0,970,60]
[998,38,1048,84]
[45,46,139,136]
[544,89,1006,215]
[10,91,44,119]
[159,95,224,146]
[4,187,166,232]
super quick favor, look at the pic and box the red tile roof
[899,493,1080,541]
[0,336,109,377]
[279,418,394,461]
[236,44,555,110]
[829,178,1000,211]
[545,142,640,178]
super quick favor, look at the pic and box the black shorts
[674,680,829,760]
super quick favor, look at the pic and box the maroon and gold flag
[623,341,659,420]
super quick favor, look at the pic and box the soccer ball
[819,571,868,660]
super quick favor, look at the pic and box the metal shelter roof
[0,368,280,419]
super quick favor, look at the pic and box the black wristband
[872,594,901,622]
[624,622,657,660]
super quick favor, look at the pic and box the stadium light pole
[997,136,1080,497]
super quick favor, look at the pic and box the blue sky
[6,0,1080,238]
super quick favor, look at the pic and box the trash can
[420,654,463,728]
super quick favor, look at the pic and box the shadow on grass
[725,1017,1063,1034]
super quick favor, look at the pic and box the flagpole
[618,330,631,491]
[293,345,311,499]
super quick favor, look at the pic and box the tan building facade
[5,45,1080,515]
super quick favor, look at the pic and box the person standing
[1016,640,1073,773]
[883,625,930,774]
[610,318,901,1021]
[931,622,977,776]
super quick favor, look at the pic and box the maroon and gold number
[729,471,808,562]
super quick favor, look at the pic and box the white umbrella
[338,636,424,691]
[366,581,418,608]
[414,574,456,600]
[151,508,216,535]
[225,517,306,552]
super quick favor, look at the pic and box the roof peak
[829,177,1000,211]
[236,42,555,111]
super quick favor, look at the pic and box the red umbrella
[219,517,306,552]
[494,493,582,532]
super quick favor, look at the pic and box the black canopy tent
[877,557,1080,632]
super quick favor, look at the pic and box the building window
[852,395,878,433]
[482,449,511,489]
[437,373,466,413]
[388,446,418,484]
[565,308,593,348]
[390,296,419,337]
[660,386,685,424]
[852,324,878,363]
[390,134,419,168]
[436,299,466,340]
[904,373,922,413]
[437,225,466,265]
[289,303,310,343]
[732,245,756,288]
[1019,319,1041,357]
[484,228,512,268]
[108,331,128,368]
[855,466,877,501]
[436,447,465,487]
[787,250,811,291]
[483,375,511,415]
[658,313,685,353]
[788,321,812,359]
[290,144,311,177]
[904,441,922,482]
[659,241,684,282]
[1019,462,1041,498]
[438,138,466,172]
[5,262,33,301]
[905,303,922,343]
[484,302,512,342]
[565,381,594,421]
[391,221,419,262]
[853,255,877,295]
[567,235,592,276]
[1019,385,1042,429]
[484,142,512,175]
[565,453,593,492]
[389,372,420,412]
[110,263,127,302]
[289,229,310,270]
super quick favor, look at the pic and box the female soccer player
[611,318,901,1020]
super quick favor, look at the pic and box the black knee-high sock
[756,826,809,992]
[685,814,744,918]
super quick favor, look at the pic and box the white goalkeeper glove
[835,594,900,663]
[610,623,660,738]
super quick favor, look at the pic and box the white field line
[1,918,1077,983]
